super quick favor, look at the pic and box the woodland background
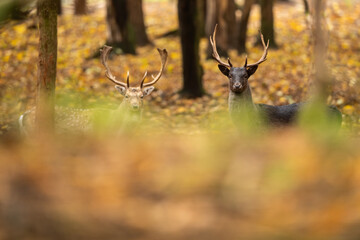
[0,0,360,239]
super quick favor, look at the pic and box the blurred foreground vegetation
[1,127,360,239]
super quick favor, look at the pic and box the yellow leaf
[341,42,350,50]
[289,21,304,33]
[16,52,24,61]
[3,55,10,62]
[213,91,222,97]
[170,52,180,60]
[343,105,354,115]
[10,39,19,47]
[14,24,26,34]
[167,64,174,73]
[176,107,186,114]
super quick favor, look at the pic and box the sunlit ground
[0,0,360,239]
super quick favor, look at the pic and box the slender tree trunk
[303,0,310,14]
[205,0,236,59]
[237,0,254,54]
[300,0,338,128]
[106,0,136,54]
[205,0,216,46]
[36,0,57,133]
[312,0,329,100]
[225,0,237,48]
[74,0,87,15]
[198,0,206,39]
[258,0,277,48]
[127,0,150,46]
[178,0,204,98]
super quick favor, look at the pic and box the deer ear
[143,86,155,97]
[246,65,258,76]
[218,65,230,77]
[115,85,127,96]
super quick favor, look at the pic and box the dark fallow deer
[210,25,342,127]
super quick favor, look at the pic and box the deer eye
[125,95,129,98]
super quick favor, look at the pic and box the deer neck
[228,85,257,114]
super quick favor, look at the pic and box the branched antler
[245,32,269,68]
[100,45,128,88]
[210,25,269,69]
[140,71,148,89]
[141,48,168,88]
[209,24,233,68]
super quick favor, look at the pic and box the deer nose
[234,82,241,88]
[133,105,139,110]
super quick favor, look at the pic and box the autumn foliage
[0,0,360,239]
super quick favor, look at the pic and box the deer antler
[245,32,269,68]
[141,48,168,88]
[140,71,148,89]
[100,45,128,88]
[209,24,232,68]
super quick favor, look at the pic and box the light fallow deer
[210,24,341,127]
[100,45,168,121]
[19,46,168,134]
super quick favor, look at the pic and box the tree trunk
[106,0,136,54]
[178,0,204,98]
[237,0,254,54]
[57,0,62,15]
[127,0,150,46]
[225,0,237,48]
[303,0,310,14]
[258,0,277,48]
[312,0,329,100]
[74,0,87,15]
[205,0,216,44]
[205,0,236,59]
[36,0,57,133]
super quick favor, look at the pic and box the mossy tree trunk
[36,0,58,133]
[178,0,204,98]
[106,0,136,54]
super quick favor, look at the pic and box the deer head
[210,25,269,94]
[100,46,168,112]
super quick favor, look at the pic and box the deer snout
[132,105,140,110]
[233,82,242,89]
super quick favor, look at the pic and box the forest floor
[1,1,360,239]
[0,0,359,135]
